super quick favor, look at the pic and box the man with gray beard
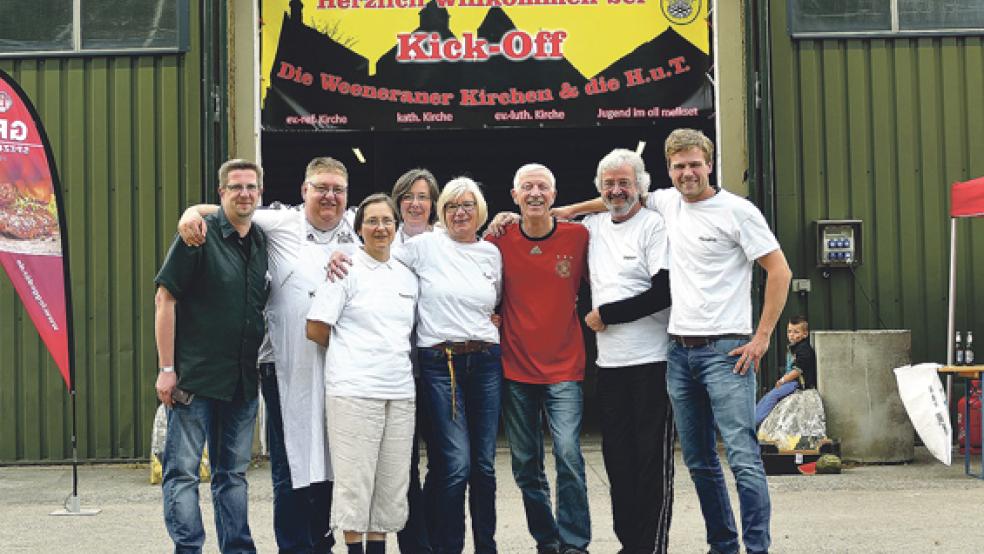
[581,150,674,554]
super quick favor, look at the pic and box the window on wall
[788,0,984,37]
[0,0,189,56]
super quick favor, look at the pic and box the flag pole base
[49,494,101,516]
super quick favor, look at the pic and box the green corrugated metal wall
[0,9,205,462]
[769,0,984,367]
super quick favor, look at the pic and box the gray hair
[513,163,556,191]
[594,149,650,194]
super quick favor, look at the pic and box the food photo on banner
[0,69,72,390]
[261,0,712,132]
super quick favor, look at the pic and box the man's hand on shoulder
[178,207,208,247]
[485,212,519,238]
[327,250,352,282]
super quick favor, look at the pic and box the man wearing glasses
[581,150,675,554]
[177,157,357,553]
[155,159,269,552]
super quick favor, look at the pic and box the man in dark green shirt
[154,159,269,553]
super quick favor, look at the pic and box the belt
[427,341,493,355]
[670,334,750,348]
[426,341,494,421]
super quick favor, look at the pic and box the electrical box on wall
[816,219,862,268]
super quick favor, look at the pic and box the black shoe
[560,548,589,554]
[537,546,561,554]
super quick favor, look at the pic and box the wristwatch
[160,366,175,373]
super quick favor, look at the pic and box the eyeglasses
[224,183,260,193]
[308,183,347,197]
[400,193,431,204]
[444,201,477,213]
[364,217,396,228]
[600,179,635,191]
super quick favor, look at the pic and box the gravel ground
[1,444,981,553]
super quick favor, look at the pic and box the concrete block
[814,330,914,463]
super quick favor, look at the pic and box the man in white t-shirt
[178,157,358,553]
[581,150,675,554]
[649,129,791,554]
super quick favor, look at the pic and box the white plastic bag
[893,363,950,465]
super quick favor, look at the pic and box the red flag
[0,70,72,389]
[951,177,984,218]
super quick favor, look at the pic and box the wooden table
[939,366,984,477]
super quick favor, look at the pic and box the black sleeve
[597,270,671,325]
[792,341,817,388]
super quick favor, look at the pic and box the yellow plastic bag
[149,449,211,484]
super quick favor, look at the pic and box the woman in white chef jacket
[306,194,418,554]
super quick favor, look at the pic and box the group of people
[153,127,793,554]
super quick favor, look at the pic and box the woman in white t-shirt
[306,194,419,554]
[389,168,440,552]
[394,177,504,554]
[391,168,439,246]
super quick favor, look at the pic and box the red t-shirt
[487,220,588,384]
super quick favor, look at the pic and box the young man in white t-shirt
[653,130,790,554]
[582,150,675,554]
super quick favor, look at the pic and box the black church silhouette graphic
[262,0,711,131]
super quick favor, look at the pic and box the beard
[603,192,639,218]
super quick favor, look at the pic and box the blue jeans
[162,392,259,554]
[260,365,334,553]
[419,345,503,554]
[502,380,590,551]
[754,380,800,427]
[667,338,771,554]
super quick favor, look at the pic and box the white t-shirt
[646,188,780,335]
[307,248,418,399]
[582,209,671,367]
[394,229,502,347]
[250,205,356,487]
[393,224,431,247]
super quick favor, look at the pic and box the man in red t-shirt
[486,163,590,554]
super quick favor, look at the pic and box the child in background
[755,315,817,427]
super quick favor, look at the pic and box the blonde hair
[437,177,489,229]
[664,128,714,164]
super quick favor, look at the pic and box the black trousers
[598,361,676,554]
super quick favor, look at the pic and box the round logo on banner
[662,0,702,25]
[0,91,12,113]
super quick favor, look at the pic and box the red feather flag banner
[0,69,72,390]
[0,69,96,515]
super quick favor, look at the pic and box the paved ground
[1,443,982,553]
